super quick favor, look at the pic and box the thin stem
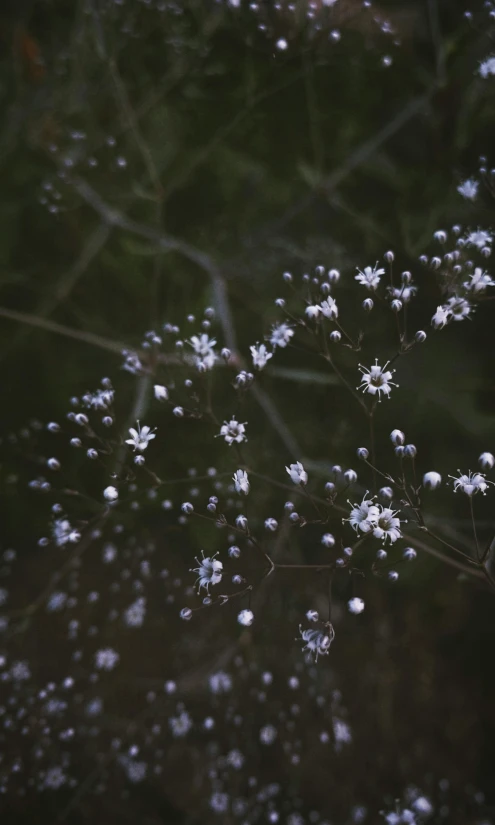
[469,497,480,561]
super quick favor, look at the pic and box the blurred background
[0,0,495,823]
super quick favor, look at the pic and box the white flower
[95,648,120,671]
[103,486,118,501]
[286,461,308,485]
[320,297,338,319]
[83,388,114,410]
[358,359,397,399]
[218,417,247,446]
[463,268,495,293]
[125,422,156,452]
[191,552,223,592]
[457,178,479,200]
[305,305,321,320]
[372,506,403,544]
[449,470,493,496]
[479,56,495,78]
[188,333,217,370]
[237,609,254,626]
[479,452,495,470]
[233,469,250,495]
[53,518,80,547]
[348,597,365,614]
[169,710,193,738]
[269,322,294,348]
[445,295,472,321]
[423,471,442,489]
[431,304,450,329]
[355,264,384,290]
[465,228,493,249]
[345,493,380,533]
[388,284,417,303]
[299,625,334,660]
[250,343,273,370]
[154,384,168,401]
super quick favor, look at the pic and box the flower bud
[401,271,412,284]
[173,406,184,417]
[376,548,387,560]
[390,299,402,313]
[181,502,194,514]
[390,429,405,446]
[236,515,248,531]
[414,330,427,343]
[434,230,447,244]
[479,452,495,470]
[283,272,293,283]
[362,298,374,312]
[264,518,278,531]
[228,545,241,559]
[384,250,394,263]
[388,570,399,581]
[306,610,319,622]
[70,438,82,448]
[423,471,442,489]
[357,447,369,460]
[403,547,417,561]
[379,486,394,500]
[180,607,192,621]
[404,444,417,458]
[321,533,335,548]
[47,458,60,471]
[328,269,340,284]
[221,348,231,361]
[47,422,60,433]
[430,257,441,270]
[329,330,341,343]
[102,416,113,427]
[344,469,357,484]
[103,486,118,501]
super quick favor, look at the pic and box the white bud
[154,385,168,401]
[423,471,442,490]
[357,447,369,460]
[347,597,365,614]
[479,452,495,470]
[181,502,194,514]
[47,458,61,471]
[390,429,405,446]
[344,469,357,484]
[103,486,118,501]
[321,533,335,548]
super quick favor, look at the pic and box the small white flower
[319,297,338,319]
[299,624,334,660]
[237,609,254,627]
[479,56,495,78]
[479,452,495,470]
[103,486,118,501]
[125,422,156,452]
[358,359,397,399]
[449,470,493,496]
[457,178,479,201]
[218,417,247,446]
[445,295,472,321]
[233,469,250,495]
[348,597,365,614]
[191,551,223,592]
[250,343,273,370]
[431,304,450,329]
[188,333,217,370]
[286,461,308,485]
[52,518,80,547]
[345,493,380,533]
[355,264,384,290]
[95,648,120,671]
[305,305,321,320]
[372,506,403,544]
[423,471,442,489]
[463,268,495,293]
[465,228,493,249]
[154,384,168,401]
[169,710,193,738]
[388,284,417,303]
[269,322,294,349]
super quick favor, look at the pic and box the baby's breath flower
[188,333,217,370]
[348,597,365,614]
[250,343,273,370]
[449,470,493,496]
[237,609,254,627]
[233,469,250,495]
[445,295,472,321]
[358,360,397,399]
[154,385,168,401]
[479,56,495,78]
[103,486,118,501]
[125,422,156,452]
[264,518,278,531]
[299,624,334,660]
[479,452,495,470]
[218,417,247,446]
[95,648,119,671]
[465,228,493,249]
[191,552,223,592]
[372,506,403,544]
[463,268,495,293]
[345,493,379,533]
[431,305,449,329]
[457,178,479,200]
[286,461,308,485]
[269,322,294,349]
[320,297,338,319]
[423,471,442,489]
[305,305,321,320]
[355,263,384,290]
